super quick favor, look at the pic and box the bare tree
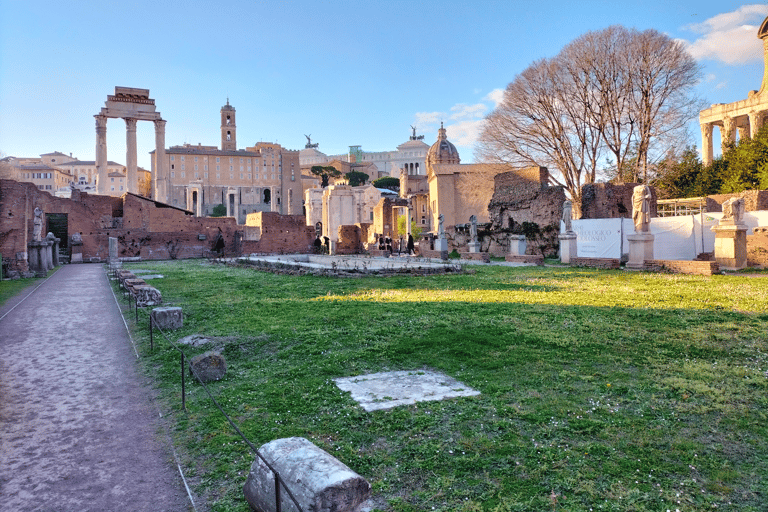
[477,25,702,216]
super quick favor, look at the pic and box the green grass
[115,260,768,511]
[0,275,44,307]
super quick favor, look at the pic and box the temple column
[95,115,108,195]
[125,118,137,194]
[722,116,736,152]
[701,122,714,166]
[154,119,166,202]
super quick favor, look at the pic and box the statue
[722,197,745,224]
[71,232,83,244]
[631,185,652,233]
[469,215,478,242]
[562,200,573,233]
[32,207,43,241]
[304,134,319,149]
[438,214,445,238]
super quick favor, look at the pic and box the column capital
[125,117,138,130]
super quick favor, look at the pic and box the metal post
[275,471,282,512]
[181,352,186,412]
[135,296,139,322]
[149,314,154,352]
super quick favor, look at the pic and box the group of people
[377,234,415,255]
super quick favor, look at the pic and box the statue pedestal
[467,241,480,253]
[435,237,448,252]
[558,232,577,263]
[27,240,53,275]
[712,223,747,270]
[71,242,83,263]
[508,235,527,256]
[626,233,654,269]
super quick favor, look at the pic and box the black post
[149,314,153,353]
[275,471,281,512]
[181,352,186,412]
[135,296,138,323]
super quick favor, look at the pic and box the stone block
[123,278,147,294]
[243,437,371,512]
[151,307,183,331]
[134,285,162,307]
[188,351,226,382]
[626,233,654,269]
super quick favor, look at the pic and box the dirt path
[0,264,194,512]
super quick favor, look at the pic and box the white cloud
[413,111,443,130]
[449,103,487,122]
[683,4,768,64]
[445,119,487,147]
[484,88,505,107]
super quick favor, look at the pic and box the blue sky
[1,1,767,171]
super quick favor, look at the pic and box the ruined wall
[1,180,312,271]
[336,225,363,254]
[239,212,314,254]
[747,228,768,268]
[705,190,768,212]
[580,183,658,219]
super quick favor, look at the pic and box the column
[125,118,137,194]
[749,111,765,138]
[154,119,167,203]
[701,123,713,166]
[95,115,108,195]
[722,116,736,152]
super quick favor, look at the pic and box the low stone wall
[460,252,490,263]
[643,260,720,275]
[420,249,449,260]
[747,229,768,268]
[569,257,621,269]
[505,254,544,265]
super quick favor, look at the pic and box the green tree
[345,170,369,186]
[397,214,423,240]
[210,204,227,217]
[652,146,706,198]
[719,125,768,193]
[311,165,342,187]
[373,176,400,191]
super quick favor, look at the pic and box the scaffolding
[657,197,707,217]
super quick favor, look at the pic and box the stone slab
[334,370,480,412]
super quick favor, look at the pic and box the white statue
[722,197,745,224]
[631,185,652,233]
[438,214,445,238]
[32,207,43,241]
[562,200,573,233]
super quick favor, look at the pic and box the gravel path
[0,264,194,512]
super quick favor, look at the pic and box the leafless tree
[477,25,702,216]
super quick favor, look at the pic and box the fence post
[181,352,186,412]
[135,295,139,322]
[275,471,282,512]
[149,314,153,352]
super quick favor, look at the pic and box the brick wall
[706,190,768,212]
[580,183,658,220]
[643,260,720,275]
[747,230,768,268]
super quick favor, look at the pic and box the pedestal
[467,242,480,253]
[508,235,527,256]
[558,232,577,264]
[626,233,654,269]
[109,236,118,262]
[435,237,448,252]
[712,224,747,270]
[71,242,83,263]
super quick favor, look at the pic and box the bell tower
[221,99,236,151]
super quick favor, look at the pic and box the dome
[427,122,460,169]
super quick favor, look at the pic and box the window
[216,173,220,179]
[230,174,234,179]
[216,165,220,171]
[181,165,185,171]
[170,156,175,161]
[216,157,220,163]
[204,172,208,178]
[248,174,251,180]
[240,173,243,179]
[204,165,208,171]
[111,177,114,182]
[181,156,185,161]
[181,172,185,178]
[111,186,115,191]
[194,157,198,162]
[194,164,198,171]
[229,165,233,171]
[171,172,175,178]
[195,172,199,179]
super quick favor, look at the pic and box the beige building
[700,16,768,165]
[152,101,303,223]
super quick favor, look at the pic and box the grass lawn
[116,260,768,512]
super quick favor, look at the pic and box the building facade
[152,101,303,223]
[299,128,430,178]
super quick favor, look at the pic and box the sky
[1,1,767,172]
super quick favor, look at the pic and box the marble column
[125,118,137,194]
[701,123,713,167]
[95,115,108,195]
[154,119,167,203]
[722,116,736,152]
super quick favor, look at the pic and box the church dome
[427,122,460,169]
